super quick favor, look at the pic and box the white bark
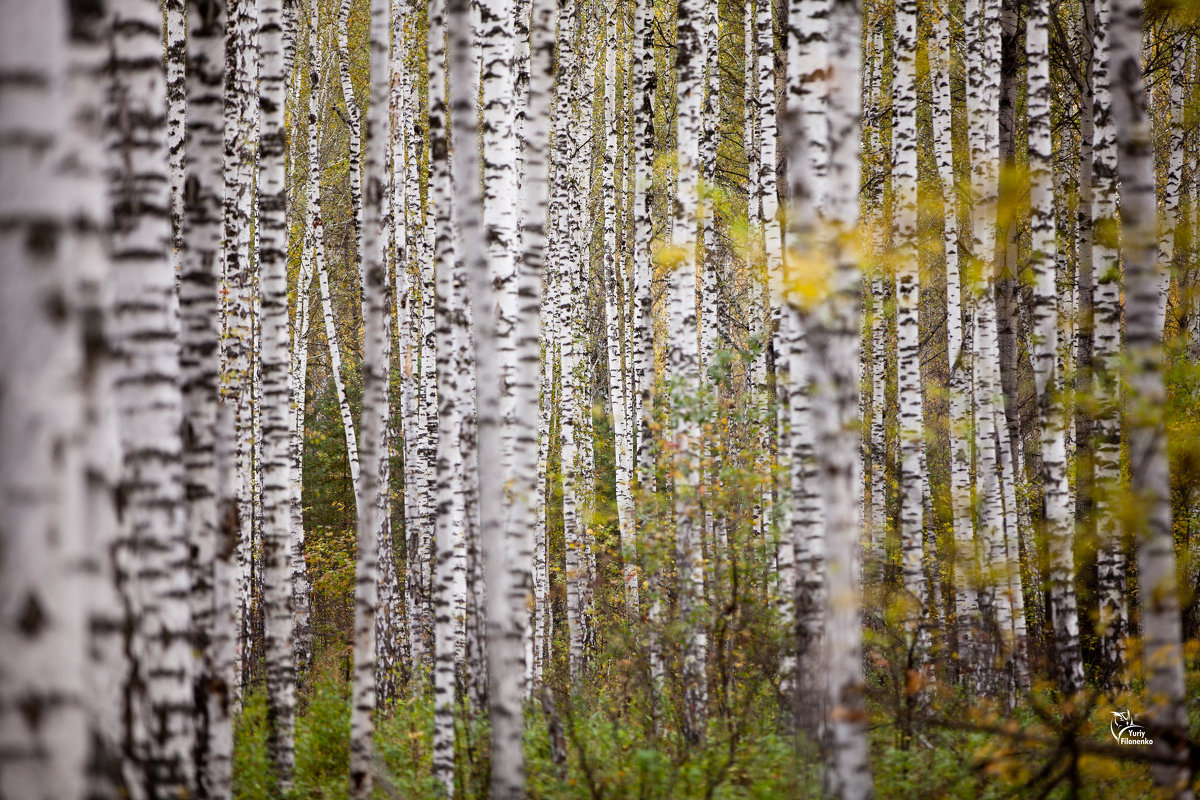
[1090,0,1128,678]
[815,3,871,796]
[337,0,365,293]
[1157,32,1184,335]
[450,0,527,793]
[349,0,390,796]
[600,3,637,618]
[428,0,460,787]
[632,0,656,490]
[1109,2,1194,792]
[316,230,362,509]
[257,0,296,787]
[0,5,89,799]
[672,0,708,746]
[515,0,556,693]
[166,0,186,277]
[177,2,233,793]
[892,0,927,660]
[783,0,830,729]
[289,0,319,680]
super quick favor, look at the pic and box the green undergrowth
[234,657,1197,799]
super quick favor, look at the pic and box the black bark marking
[16,591,46,637]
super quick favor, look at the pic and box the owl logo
[1111,710,1145,743]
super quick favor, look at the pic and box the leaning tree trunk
[337,0,366,293]
[0,5,87,798]
[316,229,363,510]
[289,0,323,680]
[257,0,296,789]
[1108,2,1195,793]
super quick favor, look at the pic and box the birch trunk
[892,0,927,660]
[815,3,871,795]
[1109,3,1194,792]
[0,8,89,799]
[316,229,362,509]
[167,0,187,275]
[757,0,782,535]
[337,0,365,292]
[1157,32,1184,336]
[698,0,720,371]
[1090,0,1128,679]
[512,0,555,700]
[175,5,237,797]
[673,0,709,746]
[632,0,656,487]
[1028,0,1077,697]
[931,2,979,684]
[600,2,637,617]
[450,0,528,793]
[289,0,319,680]
[224,0,261,701]
[559,0,587,681]
[428,0,461,786]
[782,0,829,727]
[965,0,1017,694]
[257,0,296,787]
[348,0,390,795]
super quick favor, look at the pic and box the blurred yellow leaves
[783,247,834,310]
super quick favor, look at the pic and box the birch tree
[783,0,829,727]
[601,0,637,617]
[337,0,365,290]
[257,0,296,787]
[1027,0,1084,701]
[175,1,226,792]
[891,0,927,659]
[428,0,460,786]
[672,0,709,747]
[0,5,87,798]
[813,2,872,795]
[965,0,1019,694]
[450,0,529,793]
[1090,0,1128,680]
[632,0,656,484]
[514,0,556,693]
[167,0,187,270]
[348,0,390,794]
[64,5,123,794]
[289,0,319,678]
[1109,1,1194,792]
